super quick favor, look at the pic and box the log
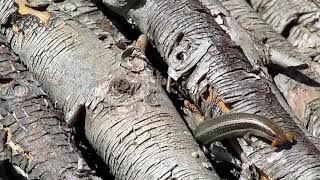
[250,0,320,62]
[213,0,320,138]
[197,0,320,152]
[100,0,320,179]
[0,44,98,179]
[0,0,218,179]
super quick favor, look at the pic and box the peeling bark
[0,125,10,177]
[46,0,126,43]
[250,0,320,62]
[101,0,320,179]
[0,44,98,179]
[0,1,218,179]
[247,0,320,137]
[215,0,320,138]
[197,0,320,152]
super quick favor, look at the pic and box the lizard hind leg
[243,131,254,145]
[244,130,275,146]
[14,0,51,25]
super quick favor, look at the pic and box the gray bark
[0,44,98,179]
[247,0,320,138]
[195,0,320,149]
[46,0,126,43]
[101,0,320,179]
[0,1,218,179]
[0,119,13,179]
[215,0,320,138]
[198,0,307,72]
[250,0,320,62]
[0,126,11,180]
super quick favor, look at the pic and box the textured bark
[101,0,320,179]
[250,0,320,62]
[0,126,10,175]
[215,0,320,138]
[0,44,97,179]
[0,1,218,179]
[197,0,320,149]
[205,0,320,137]
[100,0,139,16]
[0,125,12,179]
[46,0,126,43]
[247,0,320,138]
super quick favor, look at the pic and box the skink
[195,113,295,147]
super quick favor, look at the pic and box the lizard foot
[15,0,51,25]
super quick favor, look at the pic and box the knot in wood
[110,78,133,95]
[0,80,46,100]
[2,81,30,99]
